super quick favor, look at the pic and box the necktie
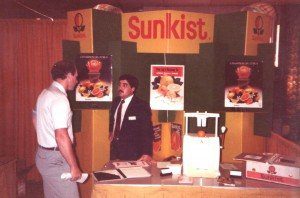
[114,100,125,138]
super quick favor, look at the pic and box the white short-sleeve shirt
[36,81,74,147]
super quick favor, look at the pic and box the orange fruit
[197,130,206,137]
[91,87,101,96]
[94,81,104,88]
[236,65,251,79]
[78,86,86,94]
[96,91,104,98]
[160,75,174,86]
[246,98,253,104]
[244,87,253,93]
[227,92,235,99]
[82,80,91,88]
[167,83,181,92]
[82,92,90,97]
[240,92,250,102]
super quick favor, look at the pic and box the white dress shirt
[36,81,74,147]
[113,94,134,132]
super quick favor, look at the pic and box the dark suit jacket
[109,95,153,160]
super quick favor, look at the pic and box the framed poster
[153,124,162,153]
[224,60,263,108]
[75,54,112,102]
[150,65,184,110]
[171,123,182,152]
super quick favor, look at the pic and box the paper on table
[113,161,149,168]
[93,169,124,182]
[220,163,238,170]
[118,167,151,178]
[157,161,171,169]
[234,152,269,162]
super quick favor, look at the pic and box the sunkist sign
[67,9,93,53]
[244,11,273,55]
[66,9,214,54]
[66,9,271,55]
[122,10,214,54]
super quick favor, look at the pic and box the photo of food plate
[152,75,183,99]
[224,85,262,108]
[150,65,185,110]
[76,80,111,101]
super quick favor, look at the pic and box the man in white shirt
[33,60,81,198]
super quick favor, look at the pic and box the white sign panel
[150,65,184,110]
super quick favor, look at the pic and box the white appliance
[182,111,223,178]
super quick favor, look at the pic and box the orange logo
[253,16,264,35]
[73,13,85,32]
[267,165,277,174]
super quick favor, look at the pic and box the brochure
[93,167,151,182]
[112,161,149,168]
[93,169,124,182]
[234,152,270,163]
[118,167,151,179]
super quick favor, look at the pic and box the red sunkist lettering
[261,173,283,182]
[128,13,208,40]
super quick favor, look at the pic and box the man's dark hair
[119,74,139,92]
[51,60,77,80]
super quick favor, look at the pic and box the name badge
[128,116,136,120]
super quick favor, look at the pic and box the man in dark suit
[109,74,153,162]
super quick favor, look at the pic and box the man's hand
[109,132,114,142]
[55,128,82,182]
[70,166,82,181]
[138,155,152,163]
[32,109,37,130]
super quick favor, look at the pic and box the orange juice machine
[182,111,226,178]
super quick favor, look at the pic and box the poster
[171,123,182,151]
[224,60,262,108]
[150,65,184,110]
[75,54,112,102]
[153,124,162,153]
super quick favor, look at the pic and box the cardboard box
[235,153,300,187]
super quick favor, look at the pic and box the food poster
[171,123,182,151]
[153,124,162,153]
[75,54,112,102]
[150,65,184,110]
[224,60,263,108]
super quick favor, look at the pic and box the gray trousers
[35,147,80,198]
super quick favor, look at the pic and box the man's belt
[38,145,59,151]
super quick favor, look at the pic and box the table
[92,162,300,198]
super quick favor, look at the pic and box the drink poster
[153,124,162,153]
[171,123,182,151]
[225,60,262,108]
[150,65,184,110]
[75,54,112,102]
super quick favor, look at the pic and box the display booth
[64,8,275,197]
